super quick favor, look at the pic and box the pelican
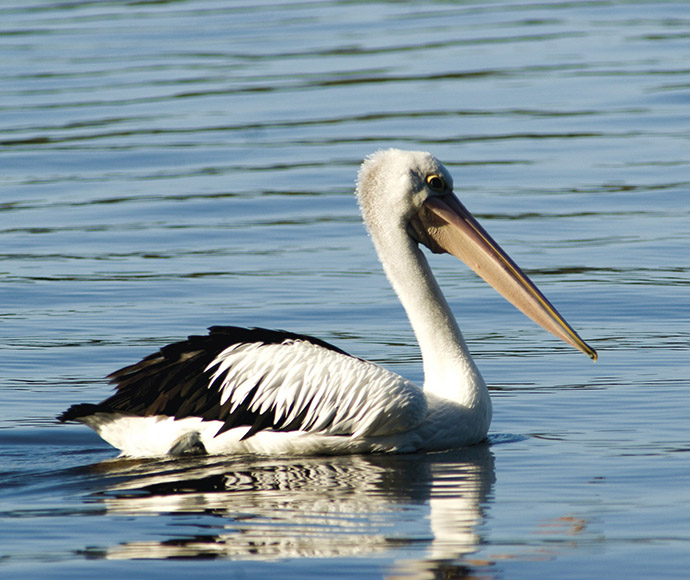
[59,149,596,457]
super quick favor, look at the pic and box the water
[1,0,689,577]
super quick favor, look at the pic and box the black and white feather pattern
[59,326,427,443]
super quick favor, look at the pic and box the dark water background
[2,1,689,578]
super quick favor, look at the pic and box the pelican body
[59,150,596,457]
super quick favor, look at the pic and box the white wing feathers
[206,339,427,438]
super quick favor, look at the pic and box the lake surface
[1,0,689,578]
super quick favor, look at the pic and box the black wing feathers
[58,326,351,439]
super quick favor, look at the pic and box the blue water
[2,1,689,578]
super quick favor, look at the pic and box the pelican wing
[63,326,427,440]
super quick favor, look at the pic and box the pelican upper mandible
[59,149,596,457]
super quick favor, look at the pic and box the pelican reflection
[85,445,495,576]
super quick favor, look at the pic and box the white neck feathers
[355,150,488,407]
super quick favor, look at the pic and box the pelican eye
[426,174,445,192]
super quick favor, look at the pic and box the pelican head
[356,148,597,361]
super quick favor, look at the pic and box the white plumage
[59,149,596,457]
[206,340,426,438]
